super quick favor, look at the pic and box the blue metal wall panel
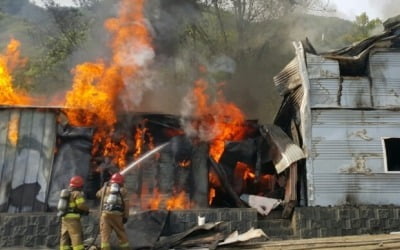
[310,109,400,206]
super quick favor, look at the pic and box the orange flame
[189,78,246,162]
[147,189,190,210]
[209,187,216,205]
[166,191,189,210]
[65,62,120,127]
[178,160,191,168]
[7,113,19,146]
[64,0,154,170]
[208,170,220,205]
[134,121,156,160]
[0,39,31,105]
[149,189,161,210]
[236,162,255,181]
[134,126,146,159]
[104,0,153,80]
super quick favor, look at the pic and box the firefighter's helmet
[110,173,124,184]
[69,176,84,188]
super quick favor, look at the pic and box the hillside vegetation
[0,0,381,122]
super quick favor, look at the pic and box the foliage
[24,0,92,93]
[0,0,28,15]
[0,0,355,122]
[341,12,382,44]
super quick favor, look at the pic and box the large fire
[64,0,153,169]
[63,0,193,210]
[190,78,246,162]
[0,0,264,211]
[0,39,31,105]
[185,78,248,205]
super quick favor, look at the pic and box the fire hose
[85,142,170,249]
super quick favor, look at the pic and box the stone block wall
[0,212,98,249]
[0,208,258,249]
[3,206,400,248]
[292,205,400,239]
[162,208,258,235]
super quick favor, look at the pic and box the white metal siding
[310,78,340,107]
[370,51,400,107]
[306,54,340,79]
[306,53,373,108]
[310,109,400,206]
[341,77,372,108]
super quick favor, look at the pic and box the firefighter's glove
[123,217,128,224]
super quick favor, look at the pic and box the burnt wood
[209,157,246,208]
[190,142,209,208]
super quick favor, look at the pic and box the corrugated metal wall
[0,108,56,212]
[370,50,400,107]
[305,50,400,206]
[310,109,400,206]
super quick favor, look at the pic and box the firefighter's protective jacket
[65,189,90,218]
[60,189,89,250]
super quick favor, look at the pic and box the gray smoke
[369,0,400,20]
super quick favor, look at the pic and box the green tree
[26,0,91,93]
[342,12,382,44]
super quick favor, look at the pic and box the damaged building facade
[0,109,303,213]
[0,105,304,248]
[3,12,400,249]
[274,16,400,207]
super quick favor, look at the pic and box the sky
[328,0,400,21]
[32,0,400,21]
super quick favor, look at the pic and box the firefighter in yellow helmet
[96,172,130,250]
[58,175,90,250]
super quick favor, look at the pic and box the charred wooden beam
[158,151,174,194]
[191,142,209,208]
[209,157,246,208]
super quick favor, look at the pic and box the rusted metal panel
[370,50,400,107]
[306,54,340,79]
[0,108,56,212]
[310,109,400,206]
[341,77,372,108]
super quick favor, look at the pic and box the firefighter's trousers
[60,216,85,250]
[100,212,130,250]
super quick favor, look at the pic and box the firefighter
[96,172,130,250]
[59,175,90,250]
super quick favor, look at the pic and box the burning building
[0,0,305,215]
[0,0,309,247]
[0,106,305,213]
[274,15,400,206]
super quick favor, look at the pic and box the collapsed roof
[274,15,400,135]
